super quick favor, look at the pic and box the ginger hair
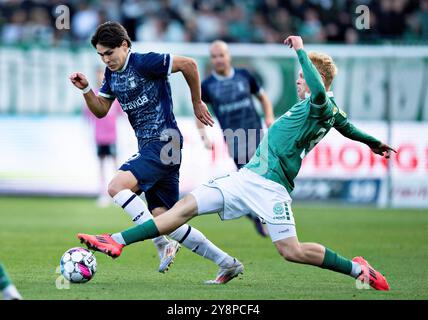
[308,51,338,89]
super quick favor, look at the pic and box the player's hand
[370,143,397,159]
[265,115,275,128]
[193,101,214,127]
[284,36,304,51]
[69,72,89,90]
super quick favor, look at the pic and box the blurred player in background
[84,67,123,207]
[197,40,275,237]
[70,21,243,283]
[0,263,22,300]
[78,35,396,290]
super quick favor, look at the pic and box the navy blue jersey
[202,68,263,132]
[99,51,182,145]
[202,68,264,167]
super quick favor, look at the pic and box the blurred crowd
[1,0,428,46]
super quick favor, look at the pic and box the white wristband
[81,85,91,94]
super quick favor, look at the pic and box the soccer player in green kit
[78,36,396,290]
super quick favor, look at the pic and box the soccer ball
[60,247,97,283]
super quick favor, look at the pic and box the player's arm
[195,81,214,149]
[172,56,214,127]
[246,69,274,127]
[256,91,275,127]
[69,72,113,118]
[334,111,397,159]
[284,36,326,106]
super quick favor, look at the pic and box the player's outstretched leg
[78,194,244,284]
[78,193,192,259]
[113,189,239,275]
[273,235,390,291]
[78,230,244,284]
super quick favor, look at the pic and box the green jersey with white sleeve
[245,49,381,193]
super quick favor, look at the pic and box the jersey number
[300,127,327,159]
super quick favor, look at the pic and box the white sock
[3,284,22,300]
[113,189,152,223]
[111,233,126,245]
[112,189,169,250]
[350,261,362,278]
[169,225,234,267]
[217,255,237,268]
[112,189,233,266]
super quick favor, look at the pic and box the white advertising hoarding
[2,45,428,121]
[0,117,426,208]
[298,122,428,207]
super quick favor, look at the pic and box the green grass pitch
[1,197,427,300]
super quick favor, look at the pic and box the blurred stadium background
[1,0,428,300]
[1,0,427,208]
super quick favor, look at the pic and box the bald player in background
[196,40,274,237]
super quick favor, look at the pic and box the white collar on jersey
[304,91,334,99]
[212,68,235,80]
[117,49,131,73]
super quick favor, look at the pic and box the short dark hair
[91,21,132,49]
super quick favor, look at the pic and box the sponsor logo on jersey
[121,95,149,111]
[218,98,252,114]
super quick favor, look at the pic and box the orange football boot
[77,233,124,258]
[353,256,390,291]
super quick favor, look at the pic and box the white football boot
[205,258,244,284]
[158,240,181,273]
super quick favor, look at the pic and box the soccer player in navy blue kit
[70,22,243,283]
[197,40,274,237]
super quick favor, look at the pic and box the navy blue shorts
[119,140,181,211]
[97,144,116,157]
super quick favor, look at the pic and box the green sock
[0,263,12,290]
[121,219,160,245]
[321,248,352,275]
